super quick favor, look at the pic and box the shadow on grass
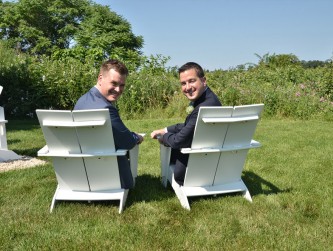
[6,140,42,157]
[6,120,43,157]
[130,171,291,208]
[5,119,40,131]
[48,174,174,212]
[126,174,174,206]
[242,170,292,196]
[182,171,292,206]
[9,146,42,157]
[37,171,291,212]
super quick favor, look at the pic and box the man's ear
[97,74,103,85]
[201,77,207,86]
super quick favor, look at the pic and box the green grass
[1,118,333,250]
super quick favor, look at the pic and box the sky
[92,0,333,70]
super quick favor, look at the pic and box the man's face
[179,68,206,101]
[97,68,126,102]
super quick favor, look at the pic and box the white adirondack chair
[0,86,21,162]
[160,104,264,210]
[36,109,140,213]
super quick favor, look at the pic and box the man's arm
[109,106,139,150]
[162,118,196,149]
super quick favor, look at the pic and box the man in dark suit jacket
[74,59,144,189]
[151,62,222,186]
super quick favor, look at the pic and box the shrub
[0,42,97,117]
[117,72,179,119]
[0,43,33,117]
[1,40,332,120]
[28,57,97,110]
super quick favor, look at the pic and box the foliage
[0,0,143,65]
[205,58,333,120]
[28,56,97,110]
[0,0,88,55]
[301,59,331,68]
[254,53,301,68]
[117,54,178,118]
[73,3,143,68]
[0,42,33,117]
[1,40,333,120]
[0,42,97,115]
[1,118,333,250]
[0,42,178,118]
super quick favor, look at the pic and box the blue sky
[94,0,333,70]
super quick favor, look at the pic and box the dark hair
[178,62,205,78]
[100,59,128,76]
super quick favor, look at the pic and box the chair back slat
[184,104,264,187]
[72,109,116,154]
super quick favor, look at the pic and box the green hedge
[1,42,332,120]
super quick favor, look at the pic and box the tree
[254,53,300,68]
[0,0,143,65]
[300,60,329,68]
[0,0,86,54]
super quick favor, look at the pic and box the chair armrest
[38,145,127,157]
[82,150,128,156]
[181,139,261,154]
[37,145,50,156]
[181,148,221,154]
[42,120,106,127]
[202,115,258,123]
[250,140,261,147]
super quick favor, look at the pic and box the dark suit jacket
[162,87,222,149]
[74,86,137,189]
[161,87,222,185]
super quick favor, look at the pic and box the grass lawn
[1,118,332,250]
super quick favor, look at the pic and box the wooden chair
[36,109,140,213]
[0,85,21,162]
[160,104,264,210]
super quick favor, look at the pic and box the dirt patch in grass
[0,156,48,172]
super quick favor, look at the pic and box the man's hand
[136,133,144,144]
[150,129,166,139]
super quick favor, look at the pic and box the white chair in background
[37,109,140,213]
[160,104,264,210]
[0,85,21,162]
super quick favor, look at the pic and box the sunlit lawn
[1,118,332,250]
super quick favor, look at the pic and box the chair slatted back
[36,109,122,192]
[36,110,88,191]
[72,109,121,191]
[185,107,233,187]
[184,104,264,187]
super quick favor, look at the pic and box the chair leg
[160,145,171,188]
[50,189,58,213]
[119,189,129,214]
[243,188,252,202]
[171,176,191,210]
[162,175,168,188]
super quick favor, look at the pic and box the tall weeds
[1,42,332,120]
